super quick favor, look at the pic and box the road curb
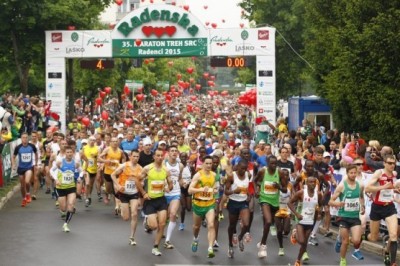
[0,184,20,211]
[319,226,400,260]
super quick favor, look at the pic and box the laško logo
[258,30,269,40]
[51,33,62,42]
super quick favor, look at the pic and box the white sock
[166,221,176,242]
[312,220,321,236]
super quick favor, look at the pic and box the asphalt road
[0,188,384,266]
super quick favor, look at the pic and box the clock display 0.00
[210,56,255,68]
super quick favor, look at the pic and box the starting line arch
[45,4,275,133]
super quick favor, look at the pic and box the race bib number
[344,197,360,212]
[263,181,278,195]
[125,180,137,194]
[62,172,74,184]
[150,180,164,194]
[239,186,248,195]
[21,153,32,163]
[88,159,94,167]
[197,191,213,201]
[301,207,315,224]
[172,177,180,190]
[379,189,394,202]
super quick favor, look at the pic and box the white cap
[188,125,195,130]
[143,138,152,146]
[155,117,160,122]
[117,133,124,139]
[88,135,96,141]
[158,140,167,145]
[323,151,331,158]
[93,115,98,119]
[259,139,266,144]
[81,139,88,144]
[237,114,242,119]
[235,139,242,144]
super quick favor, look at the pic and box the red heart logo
[171,1,176,6]
[142,26,153,37]
[205,22,210,26]
[186,67,194,74]
[153,27,165,38]
[135,39,142,46]
[165,26,176,37]
[211,23,217,29]
[183,5,189,11]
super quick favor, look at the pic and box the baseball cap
[143,138,152,146]
[89,136,96,141]
[93,115,98,120]
[323,151,331,158]
[158,140,167,145]
[259,139,266,144]
[199,136,206,141]
[81,139,88,144]
[117,133,124,139]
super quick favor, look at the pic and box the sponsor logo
[235,44,255,52]
[48,83,53,89]
[51,33,62,42]
[48,72,62,79]
[71,32,79,42]
[86,37,110,48]
[259,81,264,88]
[66,46,85,54]
[258,30,269,40]
[241,30,249,40]
[258,70,273,77]
[210,36,233,46]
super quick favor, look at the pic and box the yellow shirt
[104,148,123,175]
[83,145,99,174]
[193,170,216,207]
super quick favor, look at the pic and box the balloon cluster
[237,88,256,106]
[95,86,112,107]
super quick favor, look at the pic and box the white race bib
[62,172,74,184]
[344,197,360,212]
[21,153,32,163]
[263,181,278,195]
[301,207,316,224]
[379,189,394,203]
[125,180,137,194]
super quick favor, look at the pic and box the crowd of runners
[6,92,400,266]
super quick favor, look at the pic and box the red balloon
[125,118,133,126]
[127,102,133,109]
[99,91,106,99]
[101,110,109,120]
[255,117,263,125]
[155,101,161,107]
[136,94,144,101]
[104,87,112,94]
[220,120,228,128]
[203,72,209,79]
[115,0,123,6]
[213,112,220,119]
[165,94,172,101]
[183,120,189,128]
[207,80,214,87]
[221,90,229,96]
[124,86,131,95]
[95,97,102,106]
[187,104,193,112]
[210,75,216,81]
[186,67,194,74]
[137,87,143,93]
[195,84,201,90]
[176,73,182,80]
[165,99,171,105]
[81,117,90,127]
[151,89,158,96]
[190,95,197,101]
[189,77,195,83]
[170,85,175,91]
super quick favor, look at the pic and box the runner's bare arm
[188,172,201,194]
[288,190,303,220]
[329,182,345,207]
[111,164,125,190]
[98,147,109,163]
[365,170,389,193]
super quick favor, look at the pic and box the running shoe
[60,211,67,219]
[178,223,185,231]
[85,199,90,208]
[55,201,59,207]
[97,193,103,202]
[115,207,120,216]
[290,229,297,245]
[45,188,51,194]
[129,237,136,246]
[384,252,390,266]
[26,194,32,203]
[340,258,347,266]
[164,241,174,249]
[21,199,27,207]
[257,244,267,258]
[278,248,285,256]
[207,247,215,258]
[244,232,252,243]
[143,217,152,233]
[270,225,277,236]
[238,238,244,252]
[32,195,37,200]
[152,247,162,256]
[63,223,70,232]
[232,233,238,247]
[228,246,234,258]
[213,240,219,248]
[308,236,318,246]
[218,212,224,221]
[352,250,364,260]
[324,231,333,237]
[335,236,342,253]
[191,239,199,252]
[202,220,207,228]
[301,251,309,261]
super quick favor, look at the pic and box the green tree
[0,0,112,95]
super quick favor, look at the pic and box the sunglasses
[353,163,363,166]
[385,162,396,165]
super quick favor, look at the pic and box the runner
[12,132,38,207]
[111,150,145,246]
[164,145,183,249]
[81,135,100,207]
[288,174,323,266]
[30,130,41,200]
[141,149,173,256]
[211,154,224,248]
[189,155,217,258]
[54,146,79,232]
[275,168,293,256]
[329,164,365,266]
[365,154,399,266]
[99,137,125,214]
[225,160,250,258]
[179,152,192,231]
[254,155,288,258]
